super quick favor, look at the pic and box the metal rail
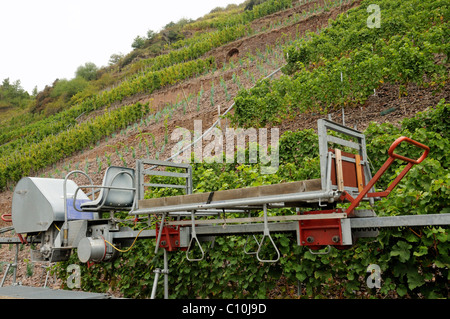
[107,212,450,241]
[350,213,450,229]
[130,190,339,215]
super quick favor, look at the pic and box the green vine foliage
[0,0,295,153]
[0,102,150,189]
[56,101,449,299]
[0,57,215,191]
[0,0,299,192]
[231,0,449,128]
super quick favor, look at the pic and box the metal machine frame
[1,119,449,298]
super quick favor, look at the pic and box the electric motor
[77,236,117,263]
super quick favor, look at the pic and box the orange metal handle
[388,136,430,165]
[345,136,430,216]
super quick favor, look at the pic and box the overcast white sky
[0,0,246,93]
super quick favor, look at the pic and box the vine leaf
[390,241,412,262]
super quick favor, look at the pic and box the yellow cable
[55,222,146,253]
[104,227,148,253]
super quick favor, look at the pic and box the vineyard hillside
[0,0,449,299]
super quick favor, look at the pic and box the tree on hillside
[160,19,190,45]
[31,83,55,113]
[30,76,89,114]
[147,29,156,41]
[51,77,88,101]
[32,86,38,97]
[109,53,124,66]
[75,62,98,81]
[0,78,31,108]
[132,35,146,49]
[161,29,185,44]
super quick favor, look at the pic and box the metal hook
[186,210,204,262]
[256,233,280,263]
[256,204,280,263]
[186,236,205,262]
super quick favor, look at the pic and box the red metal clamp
[155,224,185,252]
[298,208,345,249]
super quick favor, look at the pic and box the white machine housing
[11,177,93,234]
